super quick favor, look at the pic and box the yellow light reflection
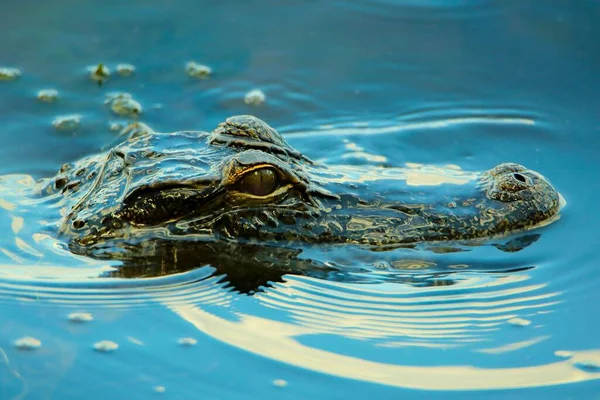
[477,336,550,355]
[171,304,600,390]
[11,216,23,234]
[321,164,478,187]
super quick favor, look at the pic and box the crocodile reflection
[102,236,538,294]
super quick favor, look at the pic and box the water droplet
[374,261,391,269]
[93,340,118,352]
[37,89,59,103]
[52,115,81,131]
[272,379,287,388]
[106,92,142,117]
[68,312,93,322]
[116,64,135,76]
[508,317,531,327]
[109,122,124,132]
[88,63,110,82]
[554,350,573,359]
[244,89,266,105]
[0,67,21,81]
[178,337,197,346]
[185,62,212,78]
[14,336,41,350]
[119,121,154,139]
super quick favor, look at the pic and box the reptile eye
[239,168,279,196]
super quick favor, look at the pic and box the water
[1,0,600,398]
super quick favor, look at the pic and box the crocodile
[37,115,560,257]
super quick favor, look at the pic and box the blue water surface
[1,0,600,399]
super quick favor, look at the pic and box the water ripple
[335,0,523,23]
[172,278,600,390]
[0,267,233,308]
[255,273,560,344]
[286,107,538,139]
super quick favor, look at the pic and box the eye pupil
[240,168,278,196]
[514,173,527,183]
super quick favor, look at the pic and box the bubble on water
[244,89,266,105]
[110,122,124,132]
[154,386,166,393]
[178,337,197,346]
[0,67,21,81]
[272,379,287,388]
[117,64,135,76]
[37,89,59,103]
[52,115,81,131]
[119,121,154,139]
[554,350,573,359]
[68,312,93,322]
[14,336,41,350]
[106,92,142,117]
[374,261,391,269]
[507,317,531,327]
[88,63,110,83]
[185,62,212,78]
[93,340,118,352]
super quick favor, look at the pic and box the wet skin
[33,116,561,291]
[42,116,560,247]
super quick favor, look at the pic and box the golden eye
[239,168,279,196]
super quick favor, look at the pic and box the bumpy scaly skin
[37,115,561,256]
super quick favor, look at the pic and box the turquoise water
[1,0,600,398]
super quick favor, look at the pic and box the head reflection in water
[30,115,561,291]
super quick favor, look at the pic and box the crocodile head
[44,115,561,255]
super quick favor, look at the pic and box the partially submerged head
[48,115,561,253]
[479,162,561,229]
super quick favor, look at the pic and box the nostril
[513,173,527,183]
